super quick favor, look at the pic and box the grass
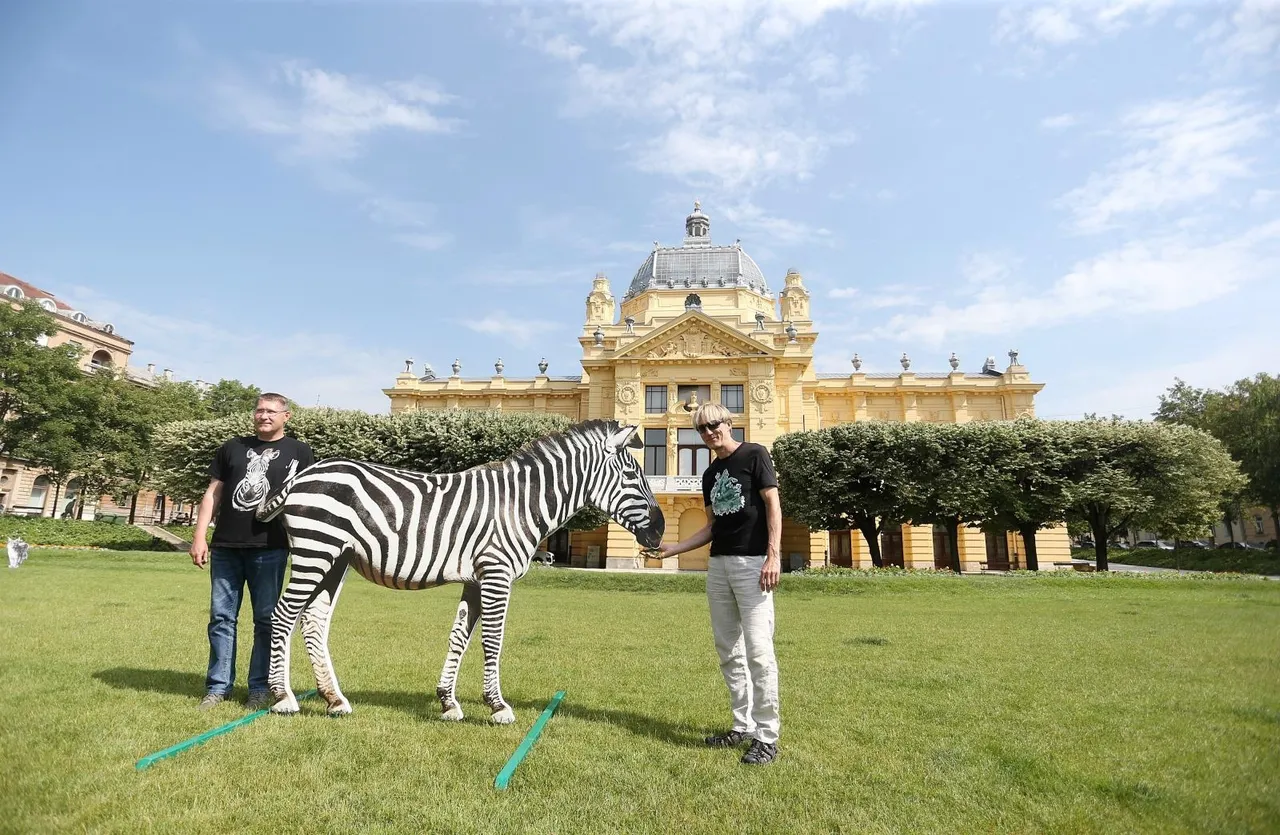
[1073,546,1280,576]
[2,551,1278,834]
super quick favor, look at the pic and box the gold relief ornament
[616,383,638,405]
[750,381,773,405]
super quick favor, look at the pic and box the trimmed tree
[773,421,910,567]
[982,418,1073,571]
[1062,419,1244,570]
[900,421,1010,574]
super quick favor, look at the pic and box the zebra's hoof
[490,707,516,725]
[326,703,352,717]
[440,705,464,722]
[270,695,300,715]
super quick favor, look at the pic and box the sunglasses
[696,420,725,434]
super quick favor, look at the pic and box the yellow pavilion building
[385,204,1071,573]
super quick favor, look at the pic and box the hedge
[0,518,170,550]
[153,409,611,531]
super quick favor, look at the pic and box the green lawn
[2,552,1278,834]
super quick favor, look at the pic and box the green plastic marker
[494,690,566,790]
[136,689,319,771]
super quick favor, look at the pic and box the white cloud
[721,200,832,245]
[829,286,860,299]
[210,59,460,161]
[61,288,404,412]
[1040,112,1080,130]
[994,1,1170,47]
[867,220,1280,345]
[465,312,564,347]
[520,1,897,194]
[1055,90,1272,234]
[203,57,458,251]
[1201,0,1280,75]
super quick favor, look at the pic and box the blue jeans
[206,547,288,695]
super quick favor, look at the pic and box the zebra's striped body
[256,419,663,723]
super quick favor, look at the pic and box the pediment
[616,311,775,361]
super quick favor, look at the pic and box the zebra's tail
[256,471,302,522]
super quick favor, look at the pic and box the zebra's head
[587,422,665,550]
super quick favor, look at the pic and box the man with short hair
[658,402,783,765]
[190,393,313,711]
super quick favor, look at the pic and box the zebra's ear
[605,423,641,453]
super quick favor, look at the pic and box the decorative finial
[900,352,911,371]
[404,358,414,374]
[593,326,604,347]
[1008,348,1020,365]
[538,358,548,374]
[949,352,959,371]
[451,359,461,376]
[693,200,700,211]
[495,358,504,376]
[785,321,798,343]
[422,362,435,380]
[983,356,997,374]
[624,315,635,334]
[851,353,862,371]
[754,311,766,331]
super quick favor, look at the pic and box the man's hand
[190,539,209,569]
[760,551,781,592]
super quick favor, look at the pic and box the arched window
[102,323,114,334]
[38,298,55,312]
[90,350,113,369]
[4,286,22,299]
[60,479,81,518]
[28,476,50,509]
[72,312,87,323]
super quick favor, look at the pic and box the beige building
[1,271,192,522]
[385,205,1072,572]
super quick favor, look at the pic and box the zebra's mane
[475,419,619,472]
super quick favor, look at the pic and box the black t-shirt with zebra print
[209,435,313,549]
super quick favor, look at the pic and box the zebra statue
[254,419,664,724]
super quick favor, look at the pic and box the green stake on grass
[136,689,319,772]
[494,690,566,790]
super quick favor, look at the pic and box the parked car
[1217,541,1262,550]
[1135,540,1175,550]
[1076,538,1095,549]
[1175,540,1211,550]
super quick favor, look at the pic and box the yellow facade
[384,205,1072,571]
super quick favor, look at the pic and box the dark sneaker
[704,729,752,748]
[245,691,274,711]
[197,693,225,711]
[741,739,779,765]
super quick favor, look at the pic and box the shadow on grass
[94,666,205,696]
[93,668,700,747]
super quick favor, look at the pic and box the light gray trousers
[706,555,781,745]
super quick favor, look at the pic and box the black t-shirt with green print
[701,442,779,557]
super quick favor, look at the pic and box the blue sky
[1,0,1276,417]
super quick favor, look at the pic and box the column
[850,529,872,568]
[604,520,641,570]
[901,524,935,570]
[956,527,987,573]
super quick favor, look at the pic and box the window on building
[72,312,87,323]
[722,384,744,413]
[677,384,711,410]
[643,429,667,476]
[1255,516,1265,535]
[5,286,22,299]
[90,350,112,369]
[28,475,50,509]
[731,427,745,443]
[645,386,667,414]
[677,428,711,476]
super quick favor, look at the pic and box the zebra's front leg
[436,582,481,721]
[269,545,339,714]
[478,568,516,724]
[300,557,351,716]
